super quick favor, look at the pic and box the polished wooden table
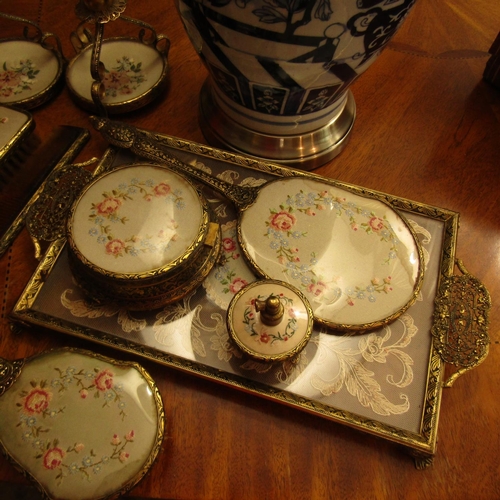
[1,0,499,498]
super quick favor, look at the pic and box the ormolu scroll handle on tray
[431,259,491,388]
[89,116,261,210]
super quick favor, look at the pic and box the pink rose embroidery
[94,369,114,392]
[119,451,130,462]
[103,70,130,90]
[125,430,135,442]
[153,182,171,196]
[43,447,65,470]
[23,388,52,415]
[96,197,122,215]
[111,434,121,446]
[229,277,248,294]
[0,71,22,95]
[105,239,125,256]
[259,332,270,344]
[307,281,327,297]
[222,237,236,252]
[80,389,88,399]
[368,216,385,232]
[269,211,296,232]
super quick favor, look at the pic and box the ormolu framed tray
[10,138,490,469]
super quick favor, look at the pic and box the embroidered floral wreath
[87,177,185,258]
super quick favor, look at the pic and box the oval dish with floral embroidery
[0,347,164,500]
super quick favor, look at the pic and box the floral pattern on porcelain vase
[0,348,163,500]
[177,0,417,120]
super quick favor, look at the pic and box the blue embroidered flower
[69,462,80,474]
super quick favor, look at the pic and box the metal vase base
[199,80,356,171]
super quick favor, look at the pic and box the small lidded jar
[227,280,313,363]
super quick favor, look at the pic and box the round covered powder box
[227,280,314,363]
[66,163,220,309]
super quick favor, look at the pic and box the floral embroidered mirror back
[239,178,423,330]
[0,348,164,500]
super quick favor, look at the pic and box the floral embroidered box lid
[0,347,164,500]
[67,164,208,278]
[227,280,314,362]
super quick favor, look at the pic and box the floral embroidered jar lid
[66,37,169,114]
[66,163,220,309]
[0,39,64,109]
[0,347,164,500]
[227,280,314,362]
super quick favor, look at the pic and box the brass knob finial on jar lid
[227,280,313,363]
[254,294,284,326]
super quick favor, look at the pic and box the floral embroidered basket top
[67,164,207,276]
[66,38,167,112]
[0,347,164,500]
[0,39,62,108]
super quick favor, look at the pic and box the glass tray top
[11,140,461,466]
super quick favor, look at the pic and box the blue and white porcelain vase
[176,0,417,169]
